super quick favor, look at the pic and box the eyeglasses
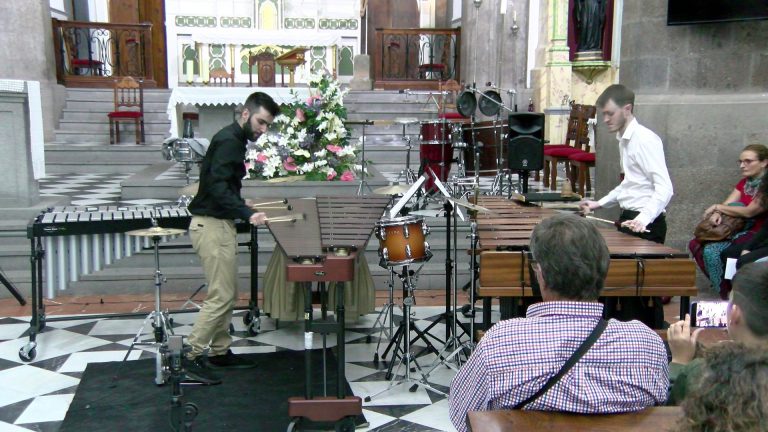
[739,159,757,165]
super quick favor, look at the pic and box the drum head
[479,90,502,116]
[457,91,477,118]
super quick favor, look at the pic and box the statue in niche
[574,0,606,52]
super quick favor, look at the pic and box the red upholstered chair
[108,76,145,145]
[542,104,595,190]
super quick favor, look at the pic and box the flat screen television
[668,0,768,25]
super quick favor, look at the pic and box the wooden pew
[468,407,683,432]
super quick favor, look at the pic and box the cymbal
[126,226,187,237]
[373,184,411,195]
[178,182,199,196]
[447,197,493,214]
[394,117,419,125]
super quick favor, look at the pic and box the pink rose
[327,169,337,180]
[283,157,298,172]
[295,108,306,122]
[326,144,343,154]
[255,152,268,162]
[340,170,355,182]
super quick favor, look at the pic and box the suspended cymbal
[178,182,199,196]
[126,227,187,237]
[394,117,419,125]
[409,209,443,218]
[373,184,411,195]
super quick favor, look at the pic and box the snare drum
[374,216,432,268]
[420,120,451,144]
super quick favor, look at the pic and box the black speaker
[507,113,545,171]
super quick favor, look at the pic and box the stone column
[349,54,373,90]
[530,0,572,144]
[0,0,66,141]
[0,89,40,208]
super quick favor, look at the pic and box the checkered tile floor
[39,173,177,207]
[0,307,496,431]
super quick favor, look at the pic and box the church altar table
[166,86,311,139]
[188,29,341,47]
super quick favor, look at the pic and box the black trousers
[737,246,768,268]
[603,210,667,329]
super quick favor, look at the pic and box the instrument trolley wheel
[18,342,37,362]
[228,323,235,334]
[334,416,356,432]
[287,416,303,432]
[243,311,253,325]
[247,317,260,336]
[372,352,379,366]
[184,402,199,419]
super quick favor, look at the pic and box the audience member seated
[448,213,669,432]
[737,209,768,268]
[676,343,768,431]
[688,144,768,299]
[666,262,768,405]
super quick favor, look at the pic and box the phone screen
[690,301,729,328]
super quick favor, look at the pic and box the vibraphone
[266,196,390,430]
[20,204,260,361]
[474,197,697,328]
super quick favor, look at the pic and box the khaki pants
[187,215,238,358]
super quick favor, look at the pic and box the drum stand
[425,221,480,374]
[364,266,445,402]
[396,122,419,184]
[368,269,397,358]
[122,233,175,385]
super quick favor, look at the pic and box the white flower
[315,149,327,158]
[294,149,310,158]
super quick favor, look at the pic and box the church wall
[595,0,768,252]
[0,0,66,141]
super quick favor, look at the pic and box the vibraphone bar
[473,197,697,328]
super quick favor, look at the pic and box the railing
[52,19,156,88]
[373,27,461,90]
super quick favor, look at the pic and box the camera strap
[513,318,608,410]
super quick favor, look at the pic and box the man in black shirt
[184,92,279,384]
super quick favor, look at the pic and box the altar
[167,86,311,139]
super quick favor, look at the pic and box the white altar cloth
[189,30,341,47]
[167,86,310,137]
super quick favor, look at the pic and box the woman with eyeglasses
[688,144,768,299]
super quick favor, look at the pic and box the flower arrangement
[247,74,359,181]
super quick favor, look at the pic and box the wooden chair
[542,104,595,191]
[62,28,104,76]
[107,76,144,145]
[468,407,683,432]
[210,67,234,86]
[568,118,597,196]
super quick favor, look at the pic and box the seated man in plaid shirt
[449,214,668,432]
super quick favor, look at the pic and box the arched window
[259,1,278,30]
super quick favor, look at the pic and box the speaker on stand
[507,113,545,194]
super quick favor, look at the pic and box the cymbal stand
[364,265,446,402]
[396,123,418,184]
[489,113,509,196]
[425,221,479,375]
[357,120,374,196]
[122,233,174,385]
[369,268,398,361]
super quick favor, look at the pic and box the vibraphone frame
[19,205,263,362]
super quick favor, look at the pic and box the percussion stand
[395,122,418,184]
[122,232,175,385]
[356,120,374,196]
[425,221,479,374]
[419,199,470,348]
[364,265,446,402]
[369,268,398,361]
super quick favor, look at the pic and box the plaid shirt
[448,302,669,432]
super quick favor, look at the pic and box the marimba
[474,197,697,327]
[265,196,390,429]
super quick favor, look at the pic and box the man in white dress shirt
[579,84,673,244]
[578,84,674,328]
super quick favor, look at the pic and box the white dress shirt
[597,118,673,227]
